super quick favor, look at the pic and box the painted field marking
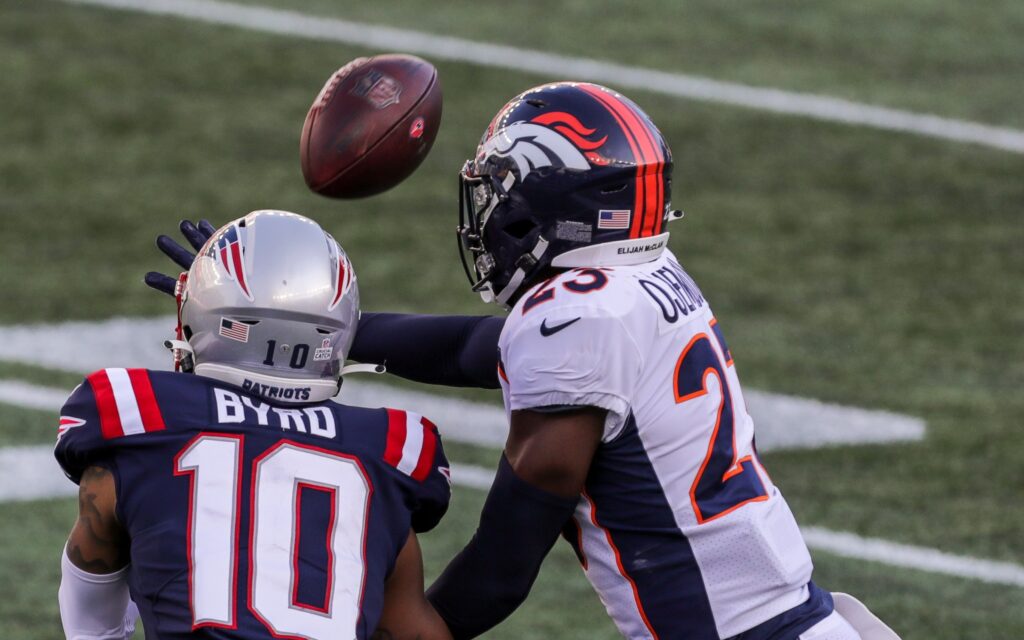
[800,527,1024,589]
[63,0,1024,153]
[0,316,925,451]
[0,380,69,412]
[4,317,1011,588]
[0,445,75,502]
[4,443,1023,589]
[0,444,495,501]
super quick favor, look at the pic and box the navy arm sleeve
[426,455,578,638]
[350,312,504,389]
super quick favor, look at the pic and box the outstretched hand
[143,219,217,295]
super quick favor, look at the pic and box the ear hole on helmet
[503,219,535,239]
[182,325,193,340]
[601,183,627,194]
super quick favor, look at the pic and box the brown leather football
[300,54,442,199]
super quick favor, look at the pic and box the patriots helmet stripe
[215,224,253,300]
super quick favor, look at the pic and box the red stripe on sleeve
[411,417,439,482]
[127,369,166,433]
[383,409,407,467]
[87,370,123,439]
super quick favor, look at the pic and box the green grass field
[1,1,1022,638]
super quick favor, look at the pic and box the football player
[59,211,453,640]
[147,85,899,639]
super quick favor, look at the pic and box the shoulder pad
[81,368,167,439]
[515,267,638,318]
[378,408,451,531]
[381,408,441,482]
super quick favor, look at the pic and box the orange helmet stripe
[579,84,665,239]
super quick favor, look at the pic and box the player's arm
[427,407,604,639]
[145,220,504,389]
[372,530,453,640]
[350,312,503,388]
[59,465,135,640]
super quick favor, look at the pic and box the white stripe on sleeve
[397,412,424,476]
[106,368,145,436]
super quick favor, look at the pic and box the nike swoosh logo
[540,317,581,337]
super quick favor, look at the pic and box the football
[300,53,443,199]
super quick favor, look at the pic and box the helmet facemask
[458,161,556,309]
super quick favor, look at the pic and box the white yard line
[0,316,925,451]
[3,443,1023,588]
[63,0,1024,154]
[0,380,69,412]
[800,527,1024,588]
[0,445,76,502]
[0,444,495,501]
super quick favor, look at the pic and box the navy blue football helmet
[458,81,679,307]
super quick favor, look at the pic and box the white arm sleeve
[59,544,137,640]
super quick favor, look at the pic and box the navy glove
[143,219,217,295]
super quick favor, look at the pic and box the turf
[233,0,1024,128]
[4,492,1023,640]
[1,1,1023,638]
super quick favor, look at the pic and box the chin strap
[172,272,192,372]
[490,237,550,309]
[164,340,193,354]
[340,363,386,376]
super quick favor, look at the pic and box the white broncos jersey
[498,249,815,640]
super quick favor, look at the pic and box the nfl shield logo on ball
[351,70,402,109]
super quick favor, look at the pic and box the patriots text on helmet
[241,379,312,402]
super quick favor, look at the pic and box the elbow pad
[427,455,579,638]
[59,545,135,640]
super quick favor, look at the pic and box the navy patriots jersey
[55,368,450,640]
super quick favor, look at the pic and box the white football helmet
[174,210,363,404]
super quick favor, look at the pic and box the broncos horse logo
[478,112,608,183]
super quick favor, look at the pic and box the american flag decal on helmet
[598,209,631,229]
[219,318,251,343]
[215,225,253,301]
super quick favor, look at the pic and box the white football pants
[798,593,901,640]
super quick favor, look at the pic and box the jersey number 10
[175,435,370,637]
